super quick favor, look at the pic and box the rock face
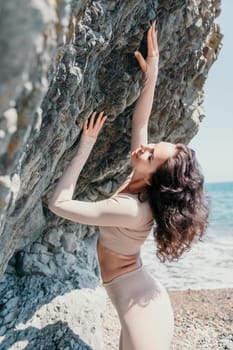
[0,0,222,349]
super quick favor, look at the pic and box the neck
[128,169,148,193]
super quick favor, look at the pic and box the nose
[140,145,146,151]
[140,144,149,152]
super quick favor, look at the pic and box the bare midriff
[97,239,142,283]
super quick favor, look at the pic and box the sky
[189,0,233,183]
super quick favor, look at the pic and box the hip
[103,265,171,310]
[102,265,174,347]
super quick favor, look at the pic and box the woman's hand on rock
[82,111,107,139]
[134,20,159,73]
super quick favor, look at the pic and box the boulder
[0,0,222,348]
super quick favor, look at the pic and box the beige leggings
[103,266,174,350]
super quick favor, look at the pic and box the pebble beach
[103,288,233,350]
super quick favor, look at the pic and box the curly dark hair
[143,143,210,262]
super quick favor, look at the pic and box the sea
[141,182,233,290]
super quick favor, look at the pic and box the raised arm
[131,20,159,152]
[48,111,106,207]
[48,112,143,228]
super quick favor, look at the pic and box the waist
[97,239,142,283]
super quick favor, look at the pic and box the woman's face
[131,142,177,176]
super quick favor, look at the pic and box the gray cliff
[0,0,222,349]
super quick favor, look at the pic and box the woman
[49,20,209,350]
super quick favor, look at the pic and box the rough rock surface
[0,0,222,349]
[0,273,105,349]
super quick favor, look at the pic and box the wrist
[80,134,96,150]
[80,133,97,142]
[146,56,159,68]
[145,56,159,78]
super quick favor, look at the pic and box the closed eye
[148,149,155,162]
[148,154,153,161]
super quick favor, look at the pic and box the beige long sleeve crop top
[48,56,158,256]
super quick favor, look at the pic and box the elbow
[48,200,69,213]
[48,204,55,213]
[48,203,62,218]
[48,201,58,213]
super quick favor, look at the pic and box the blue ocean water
[141,182,233,290]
